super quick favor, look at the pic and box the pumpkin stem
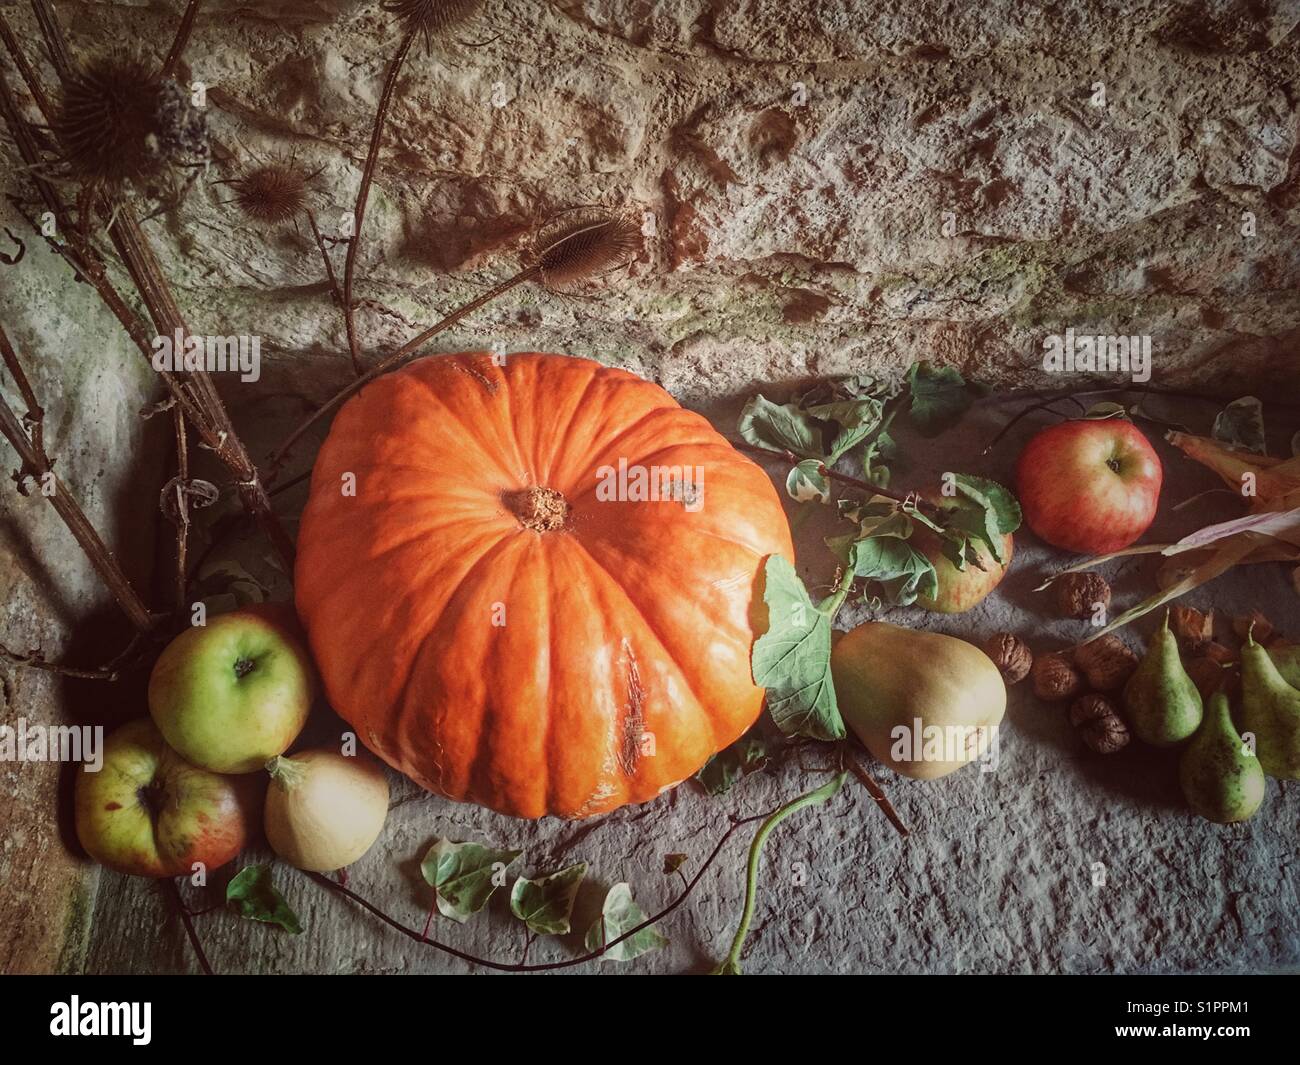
[504,486,570,532]
[266,755,307,789]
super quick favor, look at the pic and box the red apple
[75,718,260,878]
[1015,419,1162,554]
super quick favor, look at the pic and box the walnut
[1199,641,1237,665]
[983,632,1033,684]
[1054,572,1111,620]
[1169,605,1214,650]
[1069,694,1131,754]
[1184,656,1229,701]
[1073,634,1139,691]
[1032,651,1083,701]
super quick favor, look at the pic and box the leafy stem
[714,772,847,975]
[818,564,857,621]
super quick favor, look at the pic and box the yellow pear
[830,621,1006,779]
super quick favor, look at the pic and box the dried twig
[340,26,417,375]
[847,755,909,838]
[0,322,157,633]
[167,879,213,975]
[161,0,205,79]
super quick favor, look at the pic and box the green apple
[75,718,260,877]
[148,606,316,774]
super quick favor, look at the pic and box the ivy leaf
[584,883,668,962]
[1212,396,1266,455]
[785,459,830,503]
[662,854,688,875]
[509,863,587,935]
[750,555,844,741]
[695,733,770,795]
[226,865,303,935]
[420,840,521,924]
[906,361,973,437]
[738,395,823,459]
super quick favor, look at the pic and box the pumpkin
[295,352,794,818]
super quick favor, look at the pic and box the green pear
[1178,688,1265,824]
[1241,634,1300,779]
[1269,643,1300,690]
[1123,613,1202,746]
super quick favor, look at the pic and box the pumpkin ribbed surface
[295,352,794,818]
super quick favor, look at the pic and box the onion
[264,749,389,872]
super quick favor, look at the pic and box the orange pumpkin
[295,352,794,818]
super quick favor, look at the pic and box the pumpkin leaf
[226,865,303,935]
[420,840,521,924]
[738,394,823,459]
[785,459,830,503]
[509,863,587,935]
[751,555,845,742]
[906,361,972,437]
[695,733,770,795]
[1212,396,1266,455]
[584,882,667,962]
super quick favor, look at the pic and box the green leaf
[509,863,587,935]
[785,459,830,503]
[226,865,303,935]
[806,397,884,462]
[862,429,894,487]
[695,734,770,795]
[584,883,668,962]
[750,555,845,741]
[1083,401,1129,420]
[1212,396,1266,455]
[843,537,938,606]
[420,840,521,924]
[938,475,1021,565]
[737,394,823,459]
[906,361,972,436]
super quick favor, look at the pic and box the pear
[1268,643,1300,691]
[1178,688,1265,824]
[1241,633,1300,780]
[830,622,1005,780]
[1123,613,1202,746]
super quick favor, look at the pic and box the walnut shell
[1169,605,1214,650]
[1032,651,1083,701]
[1054,572,1111,620]
[1069,694,1130,754]
[983,632,1033,684]
[1184,656,1230,701]
[1073,634,1139,692]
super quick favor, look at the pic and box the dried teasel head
[383,0,484,43]
[224,161,318,226]
[54,54,163,185]
[531,211,642,293]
